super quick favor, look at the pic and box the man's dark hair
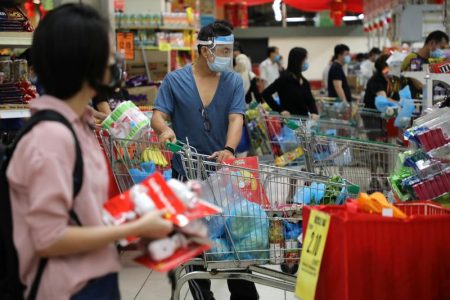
[267,46,278,58]
[287,47,307,79]
[333,44,350,59]
[374,54,389,74]
[32,4,110,100]
[215,19,234,30]
[369,47,381,57]
[234,41,243,53]
[197,21,233,54]
[425,30,449,45]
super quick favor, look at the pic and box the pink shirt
[7,96,120,299]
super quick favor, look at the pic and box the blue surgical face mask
[274,54,281,62]
[430,48,444,58]
[302,62,309,72]
[344,55,352,64]
[207,50,232,73]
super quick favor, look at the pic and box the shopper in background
[401,30,449,99]
[6,4,173,299]
[262,47,319,119]
[360,47,382,88]
[321,56,333,91]
[151,21,258,300]
[259,46,283,88]
[233,41,263,103]
[328,44,352,104]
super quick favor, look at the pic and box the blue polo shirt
[154,64,246,174]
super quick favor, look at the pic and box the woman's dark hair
[267,46,278,58]
[375,54,390,74]
[32,4,110,100]
[287,47,307,79]
[197,21,233,54]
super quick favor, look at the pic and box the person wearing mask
[360,47,382,88]
[328,44,353,104]
[151,21,258,300]
[259,46,283,88]
[6,4,173,300]
[233,41,262,103]
[262,47,319,119]
[401,30,449,98]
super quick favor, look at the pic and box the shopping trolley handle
[166,141,184,153]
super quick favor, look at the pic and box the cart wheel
[281,263,298,274]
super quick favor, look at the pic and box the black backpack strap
[9,110,84,300]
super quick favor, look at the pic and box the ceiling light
[273,0,282,22]
[343,16,358,21]
[287,17,306,22]
[358,14,364,20]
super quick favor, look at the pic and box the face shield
[198,35,234,73]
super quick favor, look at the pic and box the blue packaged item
[206,237,233,261]
[395,99,415,128]
[375,95,398,113]
[141,161,156,173]
[163,169,173,181]
[399,85,412,100]
[128,168,149,184]
[276,125,298,153]
[283,221,302,241]
[293,182,326,204]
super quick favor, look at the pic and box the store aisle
[119,252,297,300]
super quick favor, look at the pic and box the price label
[116,32,135,60]
[295,210,330,300]
[159,42,172,52]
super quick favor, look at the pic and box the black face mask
[91,59,123,100]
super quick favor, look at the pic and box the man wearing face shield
[152,21,258,300]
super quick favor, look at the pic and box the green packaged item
[102,101,150,144]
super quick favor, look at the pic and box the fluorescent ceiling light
[358,14,364,20]
[287,17,306,22]
[343,16,358,21]
[273,0,282,22]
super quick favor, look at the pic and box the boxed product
[103,172,222,271]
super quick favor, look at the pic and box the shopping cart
[299,132,406,193]
[97,129,173,192]
[169,143,359,300]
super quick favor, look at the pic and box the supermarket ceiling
[215,0,363,14]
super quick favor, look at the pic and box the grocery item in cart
[352,192,407,219]
[141,146,169,167]
[102,101,150,142]
[268,216,284,264]
[274,146,304,167]
[222,156,270,207]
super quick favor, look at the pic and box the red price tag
[116,32,135,60]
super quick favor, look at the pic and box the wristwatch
[224,146,235,155]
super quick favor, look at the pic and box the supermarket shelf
[138,46,193,51]
[401,71,450,85]
[0,108,30,119]
[116,26,196,31]
[0,32,33,47]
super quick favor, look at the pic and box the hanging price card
[116,32,135,60]
[295,210,330,300]
[159,42,172,52]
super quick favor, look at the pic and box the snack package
[103,173,222,271]
[222,157,271,208]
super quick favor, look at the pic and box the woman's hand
[310,113,320,121]
[209,150,235,163]
[134,210,174,239]
[159,128,176,144]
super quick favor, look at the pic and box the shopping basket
[97,129,173,192]
[299,133,405,193]
[169,142,359,300]
[302,201,450,300]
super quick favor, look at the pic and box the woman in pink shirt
[6,4,173,300]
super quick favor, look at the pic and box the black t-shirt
[364,72,388,109]
[262,71,318,116]
[328,62,352,102]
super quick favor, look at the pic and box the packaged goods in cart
[103,173,222,271]
[222,156,270,207]
[349,192,407,219]
[274,146,304,167]
[268,215,284,264]
[102,101,150,142]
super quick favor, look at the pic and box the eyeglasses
[200,108,211,132]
